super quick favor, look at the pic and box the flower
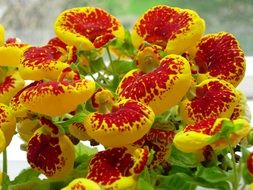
[248,151,253,175]
[173,118,250,153]
[17,118,40,142]
[0,24,4,46]
[189,32,245,87]
[54,7,125,49]
[180,79,239,124]
[27,117,75,179]
[19,79,95,116]
[62,178,102,190]
[0,71,25,104]
[117,54,191,115]
[132,5,205,54]
[84,91,155,147]
[86,147,148,190]
[68,122,91,141]
[133,128,175,168]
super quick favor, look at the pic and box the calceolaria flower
[19,79,95,116]
[54,7,125,50]
[117,54,191,115]
[27,117,75,179]
[84,89,155,147]
[62,178,102,190]
[180,79,239,124]
[132,5,205,54]
[0,103,16,150]
[189,32,246,87]
[86,147,148,190]
[174,118,250,153]
[0,24,4,46]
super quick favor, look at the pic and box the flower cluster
[0,5,252,190]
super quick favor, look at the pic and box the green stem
[227,140,239,190]
[106,46,113,63]
[2,149,8,190]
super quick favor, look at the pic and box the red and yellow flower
[132,5,205,54]
[189,32,245,87]
[54,7,124,50]
[19,79,95,116]
[180,79,239,124]
[86,147,148,190]
[84,91,155,147]
[174,118,250,153]
[27,117,75,179]
[62,178,102,190]
[0,24,4,46]
[117,54,191,115]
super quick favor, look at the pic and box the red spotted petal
[132,5,205,54]
[85,99,154,147]
[87,147,148,189]
[19,45,70,81]
[0,71,25,104]
[134,128,175,168]
[117,54,191,115]
[54,7,124,49]
[194,32,245,86]
[20,79,95,116]
[27,127,75,179]
[180,79,239,124]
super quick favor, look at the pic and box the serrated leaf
[11,168,40,185]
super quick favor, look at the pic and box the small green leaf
[195,165,229,183]
[74,142,98,158]
[136,177,154,190]
[110,60,136,75]
[11,168,40,185]
[169,145,199,168]
[8,179,50,190]
[90,57,106,73]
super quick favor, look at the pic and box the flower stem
[227,140,239,190]
[106,46,113,63]
[2,149,8,190]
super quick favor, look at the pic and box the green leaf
[157,173,196,190]
[90,57,106,73]
[11,168,40,185]
[169,145,199,168]
[136,178,154,190]
[195,165,229,183]
[55,112,87,128]
[74,142,98,158]
[110,60,136,75]
[8,179,50,190]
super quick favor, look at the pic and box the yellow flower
[188,32,245,87]
[27,117,75,180]
[84,90,155,147]
[87,147,148,190]
[62,178,102,190]
[174,118,250,153]
[117,54,191,115]
[132,5,205,54]
[20,79,95,116]
[0,24,4,46]
[54,7,125,50]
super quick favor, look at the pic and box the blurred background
[0,0,253,180]
[0,0,253,55]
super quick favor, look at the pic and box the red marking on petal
[60,8,119,47]
[134,128,175,167]
[87,147,148,186]
[184,118,220,136]
[118,56,184,104]
[27,133,63,177]
[187,80,236,121]
[195,32,245,85]
[135,6,192,48]
[247,152,253,175]
[48,37,67,50]
[40,117,59,135]
[22,45,63,70]
[0,75,15,94]
[90,100,151,131]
